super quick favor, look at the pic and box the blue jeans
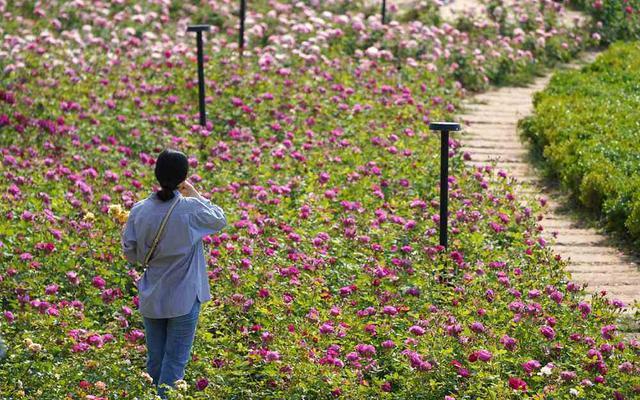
[143,298,201,398]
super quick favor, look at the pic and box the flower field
[0,0,638,399]
[520,42,640,243]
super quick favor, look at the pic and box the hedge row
[520,42,640,241]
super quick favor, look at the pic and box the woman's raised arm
[189,196,227,240]
[180,180,227,239]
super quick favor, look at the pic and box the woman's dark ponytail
[154,149,189,202]
[156,185,176,201]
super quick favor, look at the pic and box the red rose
[196,378,209,391]
[508,377,527,391]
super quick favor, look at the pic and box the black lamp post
[239,0,247,57]
[381,0,387,24]
[187,24,210,127]
[429,122,461,249]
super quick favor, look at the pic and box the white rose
[539,366,553,376]
[174,379,188,391]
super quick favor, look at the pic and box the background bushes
[570,0,640,44]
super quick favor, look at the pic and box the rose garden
[0,1,639,399]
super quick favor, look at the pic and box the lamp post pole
[429,122,461,249]
[381,0,387,24]
[187,25,211,127]
[239,0,247,57]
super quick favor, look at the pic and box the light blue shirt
[121,189,227,319]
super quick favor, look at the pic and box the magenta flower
[46,307,59,317]
[469,350,492,362]
[382,305,398,316]
[560,371,576,381]
[346,352,359,362]
[403,350,433,371]
[355,343,376,357]
[3,311,15,323]
[527,289,541,298]
[408,325,425,336]
[264,351,280,362]
[319,323,334,335]
[477,350,492,362]
[470,322,485,333]
[521,360,541,374]
[125,329,144,343]
[508,377,527,391]
[196,378,209,390]
[381,340,396,349]
[338,285,355,296]
[44,284,59,295]
[91,276,106,289]
[611,299,626,308]
[364,324,376,335]
[578,301,591,318]
[601,324,616,340]
[446,324,462,336]
[549,290,563,304]
[71,343,90,353]
[87,334,104,348]
[540,325,555,340]
[21,210,34,221]
[618,362,633,374]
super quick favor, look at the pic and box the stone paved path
[439,0,585,27]
[457,60,640,315]
[440,0,484,21]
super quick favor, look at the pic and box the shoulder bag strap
[142,196,180,268]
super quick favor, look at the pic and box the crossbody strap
[143,196,180,268]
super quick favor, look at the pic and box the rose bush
[0,1,638,399]
[570,0,640,44]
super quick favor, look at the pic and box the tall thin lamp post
[187,24,211,127]
[429,122,461,249]
[381,0,387,24]
[239,0,247,58]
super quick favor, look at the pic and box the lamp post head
[429,122,461,132]
[187,24,211,33]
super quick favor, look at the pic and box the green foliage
[520,41,640,242]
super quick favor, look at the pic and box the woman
[121,149,226,398]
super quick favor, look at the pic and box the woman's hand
[178,180,199,198]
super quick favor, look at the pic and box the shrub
[520,42,640,242]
